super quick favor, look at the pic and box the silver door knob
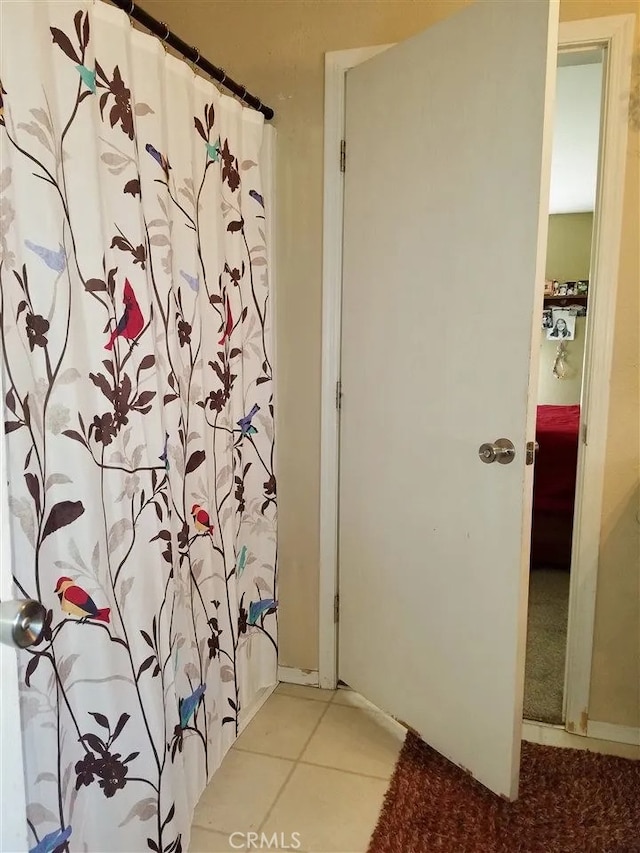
[478,438,516,465]
[0,599,46,648]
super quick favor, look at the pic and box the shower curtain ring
[219,69,227,85]
[161,22,170,43]
[127,0,135,14]
[191,47,201,66]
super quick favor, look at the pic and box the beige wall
[145,1,640,727]
[538,213,593,405]
[546,212,594,281]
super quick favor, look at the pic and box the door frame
[318,15,635,742]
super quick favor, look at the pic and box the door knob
[478,438,516,465]
[0,599,46,648]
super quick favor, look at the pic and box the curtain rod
[110,0,275,120]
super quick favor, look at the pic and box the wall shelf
[543,294,588,307]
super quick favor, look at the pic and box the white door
[1,360,29,852]
[339,0,558,799]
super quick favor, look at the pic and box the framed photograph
[544,280,555,296]
[542,308,553,329]
[557,283,568,296]
[577,280,589,294]
[565,282,578,296]
[547,308,576,341]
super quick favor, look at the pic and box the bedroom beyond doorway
[524,52,603,724]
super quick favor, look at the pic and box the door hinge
[334,592,340,623]
[335,380,342,410]
[582,422,588,445]
[339,139,346,173]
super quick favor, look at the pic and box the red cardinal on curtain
[218,294,233,346]
[54,577,111,623]
[191,504,215,535]
[105,279,144,350]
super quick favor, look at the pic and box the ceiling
[549,60,603,215]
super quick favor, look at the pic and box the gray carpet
[523,569,570,724]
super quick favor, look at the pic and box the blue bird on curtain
[237,404,260,436]
[179,685,206,728]
[29,826,72,853]
[249,599,277,625]
[145,143,171,179]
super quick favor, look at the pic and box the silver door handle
[0,599,46,648]
[478,438,516,465]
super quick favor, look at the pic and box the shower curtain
[0,2,276,851]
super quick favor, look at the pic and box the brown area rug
[368,733,640,853]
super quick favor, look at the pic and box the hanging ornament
[553,341,570,380]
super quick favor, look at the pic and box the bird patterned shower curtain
[0,2,277,851]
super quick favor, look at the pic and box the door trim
[319,45,392,688]
[319,16,635,741]
[277,665,320,687]
[523,720,640,758]
[558,14,635,735]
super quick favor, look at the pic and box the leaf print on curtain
[0,2,277,851]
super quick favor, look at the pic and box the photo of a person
[550,318,570,337]
[542,309,553,329]
[547,309,576,341]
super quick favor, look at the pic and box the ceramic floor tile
[276,682,335,702]
[193,749,293,835]
[261,763,387,853]
[234,693,327,759]
[189,826,241,852]
[301,703,404,779]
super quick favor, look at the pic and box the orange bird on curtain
[105,279,144,350]
[54,577,111,623]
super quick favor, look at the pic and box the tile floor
[189,684,405,853]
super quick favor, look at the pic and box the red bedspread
[533,405,580,514]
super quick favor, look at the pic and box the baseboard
[277,666,319,686]
[238,682,277,734]
[522,720,639,759]
[587,720,640,747]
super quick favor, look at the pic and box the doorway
[524,51,604,725]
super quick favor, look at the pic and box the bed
[530,404,581,568]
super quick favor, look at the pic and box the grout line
[296,758,397,782]
[330,688,351,703]
[273,685,334,705]
[232,745,298,758]
[256,697,334,833]
[274,688,336,705]
[254,756,297,835]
